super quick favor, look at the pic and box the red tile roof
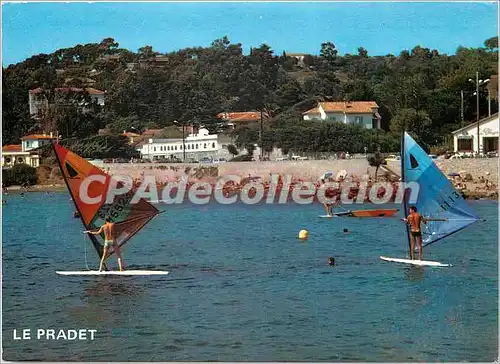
[217,112,261,123]
[123,132,141,137]
[142,129,164,136]
[302,107,321,115]
[2,144,22,152]
[21,134,56,140]
[319,101,378,114]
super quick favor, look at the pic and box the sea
[2,192,498,362]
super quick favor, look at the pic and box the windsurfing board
[318,211,351,218]
[380,256,451,267]
[56,270,169,276]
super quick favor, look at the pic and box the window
[154,147,156,152]
[204,143,207,149]
[175,146,177,151]
[409,154,419,169]
[328,116,337,121]
[355,116,364,124]
[5,157,11,163]
[187,145,190,150]
[212,143,215,148]
[457,138,473,152]
[196,143,198,149]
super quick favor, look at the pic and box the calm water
[2,192,498,362]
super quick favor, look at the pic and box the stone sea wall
[105,158,498,184]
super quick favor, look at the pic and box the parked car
[428,154,438,159]
[199,157,212,163]
[385,154,400,161]
[276,157,289,161]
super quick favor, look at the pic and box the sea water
[2,192,498,361]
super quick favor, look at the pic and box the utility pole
[182,123,186,162]
[476,71,479,156]
[488,90,491,117]
[260,109,264,160]
[460,90,464,123]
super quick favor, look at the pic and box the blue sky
[2,2,498,66]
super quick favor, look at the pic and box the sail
[401,132,478,247]
[52,142,161,259]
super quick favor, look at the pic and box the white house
[2,133,57,168]
[140,128,232,161]
[29,87,105,116]
[451,113,499,154]
[303,101,382,129]
[285,52,308,67]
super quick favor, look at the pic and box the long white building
[140,128,233,161]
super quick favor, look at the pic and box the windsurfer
[403,206,427,260]
[321,178,339,217]
[84,218,124,271]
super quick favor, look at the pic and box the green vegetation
[3,164,38,186]
[2,36,498,155]
[367,152,387,181]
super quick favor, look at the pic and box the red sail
[52,142,161,258]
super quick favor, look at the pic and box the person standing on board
[403,206,427,260]
[84,218,124,272]
[320,178,339,217]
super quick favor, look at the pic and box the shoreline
[3,182,497,201]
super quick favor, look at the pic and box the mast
[400,132,411,258]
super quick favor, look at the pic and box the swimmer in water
[328,257,335,266]
[343,228,349,234]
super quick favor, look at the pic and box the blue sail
[401,132,478,247]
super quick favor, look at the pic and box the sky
[1,1,498,66]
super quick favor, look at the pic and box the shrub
[5,164,38,186]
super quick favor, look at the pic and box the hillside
[2,36,498,152]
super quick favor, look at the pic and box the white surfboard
[56,270,170,276]
[380,256,451,267]
[319,215,334,218]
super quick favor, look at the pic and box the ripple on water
[1,197,498,361]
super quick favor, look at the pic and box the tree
[484,36,498,51]
[5,163,38,186]
[357,47,368,58]
[245,143,256,157]
[367,152,386,181]
[320,42,338,60]
[227,144,239,156]
[389,108,432,137]
[137,45,159,59]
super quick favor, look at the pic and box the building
[2,133,57,168]
[302,101,382,129]
[451,113,499,154]
[28,87,105,116]
[217,111,263,128]
[139,128,232,161]
[285,52,308,67]
[122,131,141,144]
